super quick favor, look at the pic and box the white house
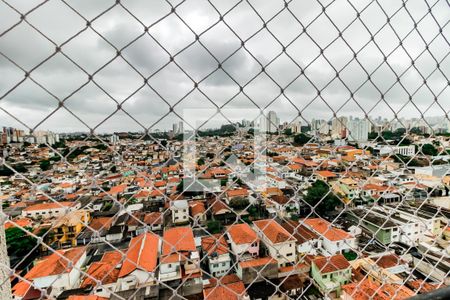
[281,220,321,256]
[117,232,160,294]
[226,223,260,261]
[201,234,232,277]
[160,227,200,283]
[22,201,80,219]
[170,199,189,224]
[253,219,296,267]
[303,218,357,255]
[14,247,87,298]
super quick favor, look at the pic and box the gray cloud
[0,0,448,132]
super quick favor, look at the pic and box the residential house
[80,251,122,298]
[22,201,80,219]
[227,223,260,261]
[253,219,296,267]
[190,200,207,226]
[203,274,247,300]
[170,199,189,225]
[117,232,160,295]
[201,234,232,277]
[225,188,249,205]
[281,220,321,256]
[160,227,200,283]
[13,247,87,298]
[303,218,357,255]
[236,257,279,284]
[52,210,91,248]
[311,254,352,298]
[140,212,163,233]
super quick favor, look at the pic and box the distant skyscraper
[311,119,329,136]
[347,118,369,142]
[331,116,348,138]
[290,117,302,134]
[267,111,279,133]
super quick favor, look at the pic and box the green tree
[5,227,37,256]
[206,220,222,234]
[284,128,293,136]
[304,180,341,216]
[421,144,438,156]
[40,159,51,171]
[229,197,250,210]
[197,158,205,165]
[293,133,312,146]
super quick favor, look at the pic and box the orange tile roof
[408,279,441,294]
[133,190,150,199]
[119,232,159,277]
[281,220,318,244]
[201,234,229,256]
[253,219,296,244]
[67,296,108,300]
[160,253,180,264]
[227,223,259,245]
[203,280,245,300]
[154,180,167,188]
[162,227,196,255]
[23,201,76,212]
[144,212,163,225]
[81,261,120,288]
[4,218,33,230]
[89,217,113,231]
[190,201,206,216]
[81,250,123,289]
[226,188,249,198]
[12,281,31,298]
[375,254,406,269]
[239,257,277,268]
[109,184,128,195]
[25,247,86,279]
[315,170,337,178]
[313,254,350,273]
[343,278,415,300]
[362,184,393,191]
[303,218,353,241]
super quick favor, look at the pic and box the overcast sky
[0,0,448,133]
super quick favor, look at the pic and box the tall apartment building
[347,118,369,142]
[311,119,329,136]
[331,116,348,138]
[267,111,280,133]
